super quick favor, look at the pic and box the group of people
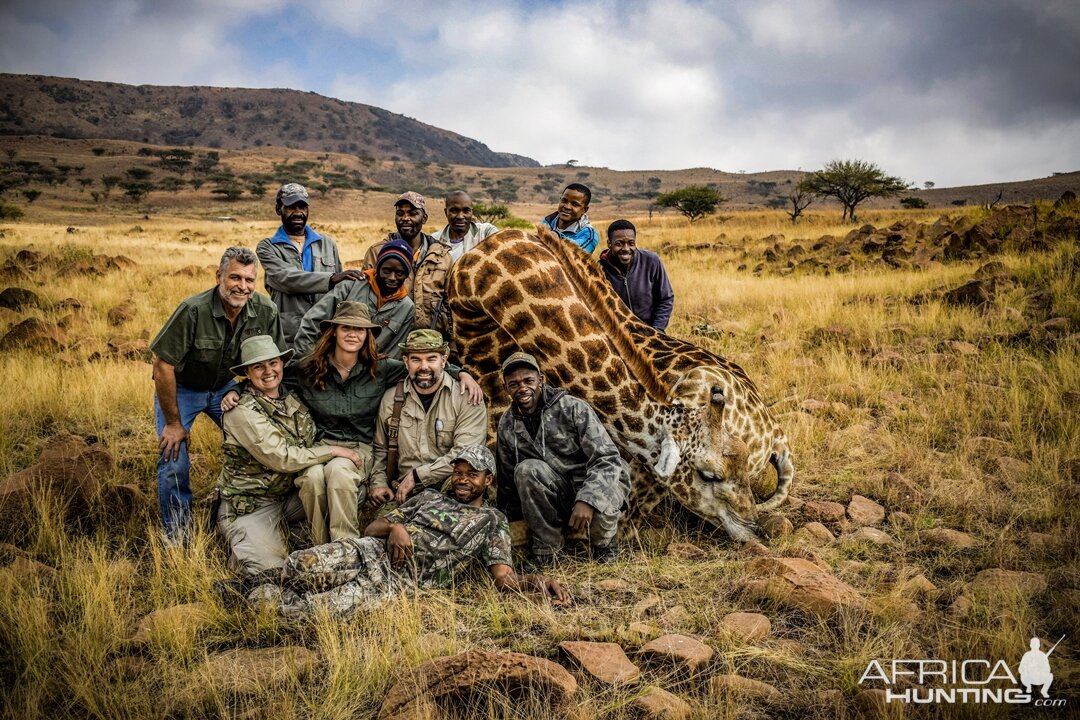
[149,181,675,615]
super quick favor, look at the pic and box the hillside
[0,73,538,168]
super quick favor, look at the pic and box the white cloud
[1,0,1077,186]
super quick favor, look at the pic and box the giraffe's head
[651,366,785,541]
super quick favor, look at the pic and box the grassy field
[0,203,1077,718]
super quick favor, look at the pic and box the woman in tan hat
[215,335,363,578]
[291,301,483,544]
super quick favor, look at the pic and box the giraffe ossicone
[448,227,794,541]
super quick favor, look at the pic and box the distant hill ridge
[0,73,538,168]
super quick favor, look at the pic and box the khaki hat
[230,335,293,375]
[501,350,541,375]
[395,191,427,211]
[452,445,496,475]
[320,300,382,337]
[399,329,449,354]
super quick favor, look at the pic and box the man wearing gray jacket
[256,183,363,346]
[496,351,629,565]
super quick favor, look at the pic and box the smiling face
[608,228,637,269]
[503,366,544,415]
[216,259,257,315]
[444,192,474,237]
[395,201,427,241]
[245,357,284,397]
[334,324,368,353]
[277,201,309,236]
[405,350,448,393]
[450,460,493,505]
[556,189,589,228]
[376,257,409,295]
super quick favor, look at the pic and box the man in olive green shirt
[369,330,488,506]
[150,247,285,541]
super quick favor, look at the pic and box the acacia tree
[655,185,725,223]
[798,159,906,222]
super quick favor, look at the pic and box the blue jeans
[155,380,236,541]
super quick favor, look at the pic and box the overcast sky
[2,0,1078,187]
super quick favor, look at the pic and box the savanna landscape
[0,79,1077,718]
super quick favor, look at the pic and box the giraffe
[447,226,794,541]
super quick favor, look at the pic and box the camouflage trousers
[513,459,619,557]
[248,536,408,617]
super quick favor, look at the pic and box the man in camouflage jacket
[496,352,629,564]
[246,446,572,616]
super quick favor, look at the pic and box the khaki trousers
[216,492,306,577]
[295,441,373,545]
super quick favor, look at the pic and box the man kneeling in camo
[240,446,572,615]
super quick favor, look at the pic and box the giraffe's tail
[755,439,794,513]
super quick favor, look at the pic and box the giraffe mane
[533,224,671,403]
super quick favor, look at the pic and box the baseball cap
[501,351,541,375]
[395,191,426,211]
[452,445,496,474]
[277,182,309,207]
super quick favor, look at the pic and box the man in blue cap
[256,183,364,346]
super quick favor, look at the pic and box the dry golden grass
[0,206,1077,718]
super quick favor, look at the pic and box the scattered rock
[740,540,770,557]
[882,472,923,507]
[558,641,641,686]
[742,557,870,618]
[849,527,893,546]
[718,612,771,642]
[949,595,973,619]
[378,650,577,720]
[107,301,135,326]
[596,578,629,592]
[0,287,43,310]
[0,435,113,541]
[1,555,57,585]
[639,634,714,673]
[921,528,978,549]
[760,514,793,538]
[948,340,979,355]
[802,500,846,523]
[709,674,781,704]
[0,317,67,352]
[665,542,707,560]
[794,522,835,545]
[897,573,938,600]
[629,594,661,615]
[943,279,995,308]
[967,569,1047,599]
[630,686,692,720]
[993,456,1030,483]
[626,622,660,641]
[889,512,913,529]
[129,602,214,646]
[847,495,886,526]
[659,604,689,629]
[200,646,319,697]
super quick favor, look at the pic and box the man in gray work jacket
[256,183,364,346]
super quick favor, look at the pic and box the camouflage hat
[501,350,541,375]
[277,182,309,207]
[230,334,293,375]
[395,191,427,211]
[452,445,496,475]
[399,329,449,354]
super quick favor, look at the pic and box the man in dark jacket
[256,183,363,345]
[495,352,629,565]
[598,219,675,332]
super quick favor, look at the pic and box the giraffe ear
[653,433,681,477]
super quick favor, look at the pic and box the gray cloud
[1,0,1077,185]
